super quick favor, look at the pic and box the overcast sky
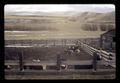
[5,4,115,13]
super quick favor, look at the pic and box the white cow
[75,49,81,54]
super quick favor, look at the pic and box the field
[4,15,107,40]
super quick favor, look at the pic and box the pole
[64,39,66,46]
[53,40,55,46]
[19,49,23,71]
[56,54,61,70]
[92,52,98,71]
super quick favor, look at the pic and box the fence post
[56,53,61,71]
[45,40,47,46]
[18,50,24,71]
[64,39,66,46]
[92,52,98,71]
[53,40,56,46]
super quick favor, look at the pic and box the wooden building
[100,29,115,52]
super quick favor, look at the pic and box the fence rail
[79,42,115,68]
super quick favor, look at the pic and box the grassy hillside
[4,11,115,40]
[75,11,115,23]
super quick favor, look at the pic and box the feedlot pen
[5,39,115,79]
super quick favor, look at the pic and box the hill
[73,11,115,23]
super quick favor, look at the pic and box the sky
[5,4,115,14]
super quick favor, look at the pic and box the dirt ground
[5,46,92,60]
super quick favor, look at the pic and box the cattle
[5,65,12,69]
[61,64,67,69]
[64,49,74,55]
[33,59,40,62]
[75,49,81,53]
[64,46,81,55]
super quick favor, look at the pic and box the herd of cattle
[64,46,81,55]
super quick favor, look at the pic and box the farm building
[100,29,115,52]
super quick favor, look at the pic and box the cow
[75,49,81,54]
